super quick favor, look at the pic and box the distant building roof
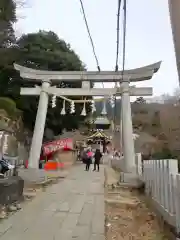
[87,130,109,140]
[94,117,110,125]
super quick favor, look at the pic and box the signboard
[43,138,73,156]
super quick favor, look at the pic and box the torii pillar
[28,80,50,169]
[121,78,135,172]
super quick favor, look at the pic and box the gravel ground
[105,187,169,240]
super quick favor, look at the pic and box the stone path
[0,164,105,240]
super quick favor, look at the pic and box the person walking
[81,149,87,163]
[85,148,93,171]
[93,149,102,172]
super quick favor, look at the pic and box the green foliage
[0,0,16,47]
[0,97,17,117]
[134,97,146,104]
[0,28,89,135]
[151,147,174,159]
[0,2,90,137]
[14,31,87,133]
[16,31,83,71]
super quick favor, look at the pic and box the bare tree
[158,88,180,154]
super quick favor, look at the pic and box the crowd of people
[78,147,103,172]
[113,149,122,159]
[77,143,122,172]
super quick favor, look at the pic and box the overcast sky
[15,0,179,97]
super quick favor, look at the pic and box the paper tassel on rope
[110,96,115,108]
[70,101,75,114]
[101,100,107,115]
[51,95,57,108]
[81,101,86,116]
[91,100,96,113]
[60,100,66,115]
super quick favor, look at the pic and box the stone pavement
[0,164,105,240]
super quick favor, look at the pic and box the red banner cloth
[43,138,73,156]
[44,162,64,170]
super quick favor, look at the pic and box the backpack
[87,151,93,158]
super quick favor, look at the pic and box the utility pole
[168,0,180,83]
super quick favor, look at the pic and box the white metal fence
[111,155,180,234]
[142,159,180,234]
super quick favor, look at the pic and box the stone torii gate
[14,62,161,173]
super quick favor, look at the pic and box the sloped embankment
[104,166,169,239]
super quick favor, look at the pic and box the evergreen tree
[0,2,89,136]
[0,0,16,47]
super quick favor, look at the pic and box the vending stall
[25,138,74,170]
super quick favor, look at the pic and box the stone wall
[0,176,24,205]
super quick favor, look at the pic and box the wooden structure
[86,130,111,152]
[93,116,111,130]
[87,130,110,144]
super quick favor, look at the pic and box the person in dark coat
[81,149,88,164]
[93,149,102,172]
[85,148,93,171]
